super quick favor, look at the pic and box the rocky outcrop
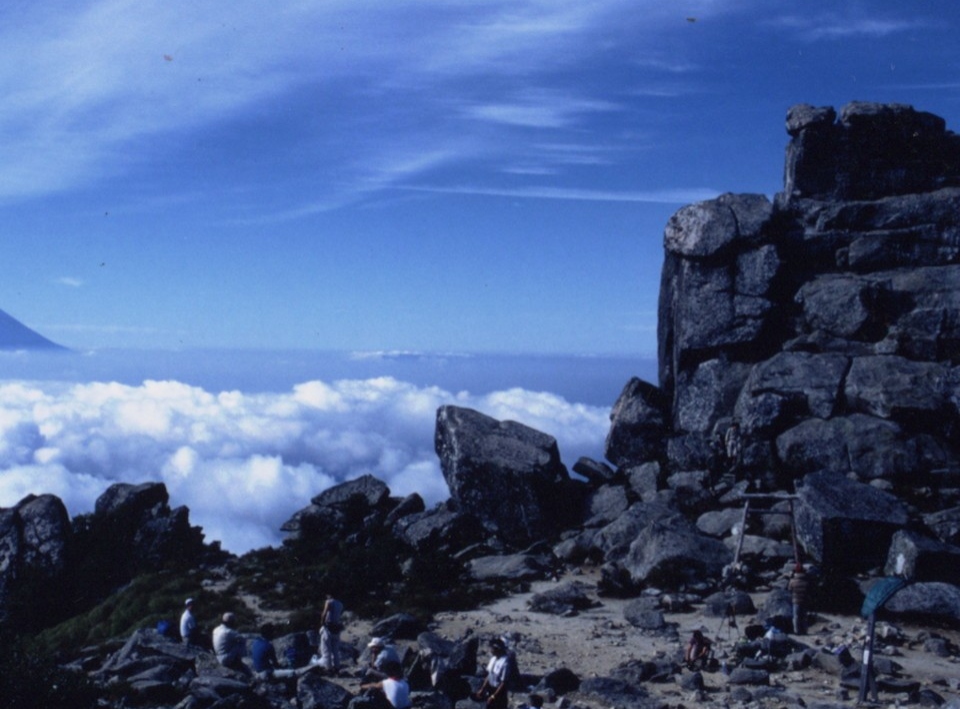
[81,482,207,575]
[0,483,210,630]
[13,100,960,709]
[782,102,960,202]
[0,494,70,624]
[606,102,960,598]
[281,474,395,549]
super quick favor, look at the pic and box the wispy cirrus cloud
[400,184,719,204]
[766,13,930,41]
[0,0,712,212]
[463,91,620,129]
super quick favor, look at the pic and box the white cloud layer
[0,376,610,553]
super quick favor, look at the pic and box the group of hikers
[172,594,521,709]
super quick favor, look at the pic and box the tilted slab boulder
[435,405,573,546]
[794,471,909,574]
[605,377,668,468]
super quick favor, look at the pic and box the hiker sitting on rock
[684,630,713,670]
[363,636,401,681]
[361,660,411,709]
[213,612,250,675]
[251,624,298,680]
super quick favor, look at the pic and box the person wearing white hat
[364,636,400,681]
[180,598,198,646]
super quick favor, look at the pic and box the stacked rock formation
[606,101,960,591]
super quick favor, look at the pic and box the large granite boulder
[465,553,552,582]
[582,485,630,528]
[16,494,71,574]
[794,471,909,574]
[393,502,485,554]
[528,581,596,615]
[435,405,574,546]
[590,500,676,563]
[0,494,70,625]
[605,378,668,467]
[314,474,391,509]
[884,530,960,585]
[676,358,751,435]
[619,513,732,590]
[282,474,393,545]
[776,415,926,481]
[298,672,354,709]
[283,476,435,560]
[882,581,960,623]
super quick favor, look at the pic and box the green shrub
[31,569,248,657]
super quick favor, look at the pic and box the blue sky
[2,0,957,356]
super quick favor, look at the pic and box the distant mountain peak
[0,308,67,351]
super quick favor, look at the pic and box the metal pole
[857,612,876,704]
[732,500,750,567]
[788,499,800,565]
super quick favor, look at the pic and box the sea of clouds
[0,350,656,553]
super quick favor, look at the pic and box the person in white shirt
[361,661,411,709]
[180,598,198,646]
[318,593,344,673]
[212,612,249,674]
[474,638,514,709]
